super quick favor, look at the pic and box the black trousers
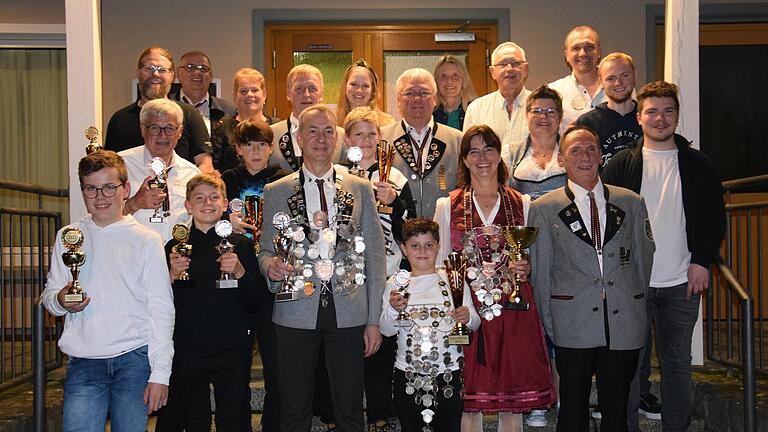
[275,295,365,432]
[554,345,640,432]
[392,368,463,432]
[252,319,281,432]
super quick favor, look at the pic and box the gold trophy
[246,195,264,252]
[61,227,86,303]
[84,126,102,155]
[214,220,238,288]
[147,157,168,223]
[171,224,193,281]
[501,226,538,310]
[376,140,395,214]
[444,252,470,345]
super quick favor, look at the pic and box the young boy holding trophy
[41,151,175,431]
[379,218,479,432]
[163,173,265,431]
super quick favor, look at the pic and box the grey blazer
[258,166,387,330]
[269,118,346,172]
[380,121,462,219]
[528,184,655,350]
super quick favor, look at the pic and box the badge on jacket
[644,218,654,241]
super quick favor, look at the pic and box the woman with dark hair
[434,125,555,432]
[336,58,395,127]
[502,85,567,200]
[432,55,478,130]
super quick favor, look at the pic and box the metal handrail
[722,173,768,190]
[0,179,69,197]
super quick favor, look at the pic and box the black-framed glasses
[144,124,180,136]
[528,107,560,118]
[180,64,211,73]
[81,183,124,199]
[141,65,172,75]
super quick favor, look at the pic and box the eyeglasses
[141,65,172,76]
[528,107,561,118]
[81,183,124,199]
[493,60,527,70]
[144,124,180,136]
[180,64,211,73]
[400,91,434,100]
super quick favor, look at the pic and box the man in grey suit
[259,105,386,432]
[380,68,462,219]
[529,125,655,432]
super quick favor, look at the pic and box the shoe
[591,405,602,420]
[367,421,396,431]
[526,410,548,427]
[639,393,662,420]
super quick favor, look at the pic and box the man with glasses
[549,26,606,133]
[381,68,462,219]
[170,51,236,134]
[602,81,726,432]
[119,98,201,243]
[105,46,213,173]
[464,41,531,155]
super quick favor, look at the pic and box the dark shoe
[639,393,662,420]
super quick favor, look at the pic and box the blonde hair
[185,173,226,200]
[343,106,381,136]
[432,55,478,111]
[336,59,382,126]
[598,52,635,74]
[233,68,266,92]
[286,64,323,92]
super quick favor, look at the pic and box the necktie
[315,179,328,213]
[589,191,601,252]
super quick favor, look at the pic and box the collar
[180,90,209,107]
[302,165,334,185]
[568,179,605,203]
[403,117,434,136]
[498,88,527,111]
[290,114,301,134]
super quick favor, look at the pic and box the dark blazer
[529,184,655,350]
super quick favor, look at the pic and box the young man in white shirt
[41,151,175,431]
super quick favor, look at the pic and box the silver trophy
[393,270,412,327]
[273,212,298,302]
[347,146,365,178]
[147,157,168,223]
[214,220,238,288]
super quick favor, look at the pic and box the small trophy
[393,269,412,327]
[84,126,102,155]
[147,157,168,223]
[171,224,192,281]
[376,140,395,214]
[444,252,470,345]
[61,227,86,303]
[214,220,238,288]
[501,226,538,310]
[347,146,365,178]
[272,212,298,302]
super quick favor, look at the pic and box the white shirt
[402,118,434,174]
[568,179,607,273]
[463,89,531,156]
[640,147,690,287]
[302,165,337,229]
[180,90,212,133]
[289,113,303,157]
[120,146,201,243]
[379,270,480,372]
[548,73,606,134]
[41,215,175,384]
[433,192,531,265]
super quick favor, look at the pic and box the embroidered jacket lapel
[277,117,302,171]
[603,185,625,245]
[558,185,594,248]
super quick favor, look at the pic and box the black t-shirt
[575,102,643,167]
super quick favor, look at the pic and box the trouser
[628,302,655,431]
[392,368,463,432]
[253,318,281,432]
[555,345,639,432]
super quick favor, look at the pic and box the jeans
[627,307,654,431]
[646,283,700,432]
[63,345,151,432]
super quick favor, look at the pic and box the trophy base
[377,205,393,215]
[63,293,84,303]
[275,291,298,302]
[149,216,164,224]
[394,319,412,327]
[216,279,239,289]
[448,334,470,345]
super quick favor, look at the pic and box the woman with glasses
[336,59,395,127]
[502,85,567,201]
[434,125,555,432]
[432,55,477,130]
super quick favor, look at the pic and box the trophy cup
[376,140,395,214]
[147,157,168,223]
[214,220,238,288]
[501,226,538,310]
[393,269,412,327]
[444,252,470,345]
[272,212,298,302]
[84,126,102,155]
[347,146,365,178]
[171,224,193,281]
[61,227,86,303]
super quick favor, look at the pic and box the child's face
[400,232,439,275]
[80,167,129,227]
[345,121,379,162]
[235,140,272,174]
[184,184,227,231]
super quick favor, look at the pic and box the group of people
[41,23,726,432]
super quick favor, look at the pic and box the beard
[607,90,632,104]
[140,80,171,101]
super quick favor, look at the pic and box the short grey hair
[491,42,527,64]
[139,99,183,125]
[396,68,437,95]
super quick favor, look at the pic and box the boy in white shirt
[380,218,479,432]
[41,151,175,431]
